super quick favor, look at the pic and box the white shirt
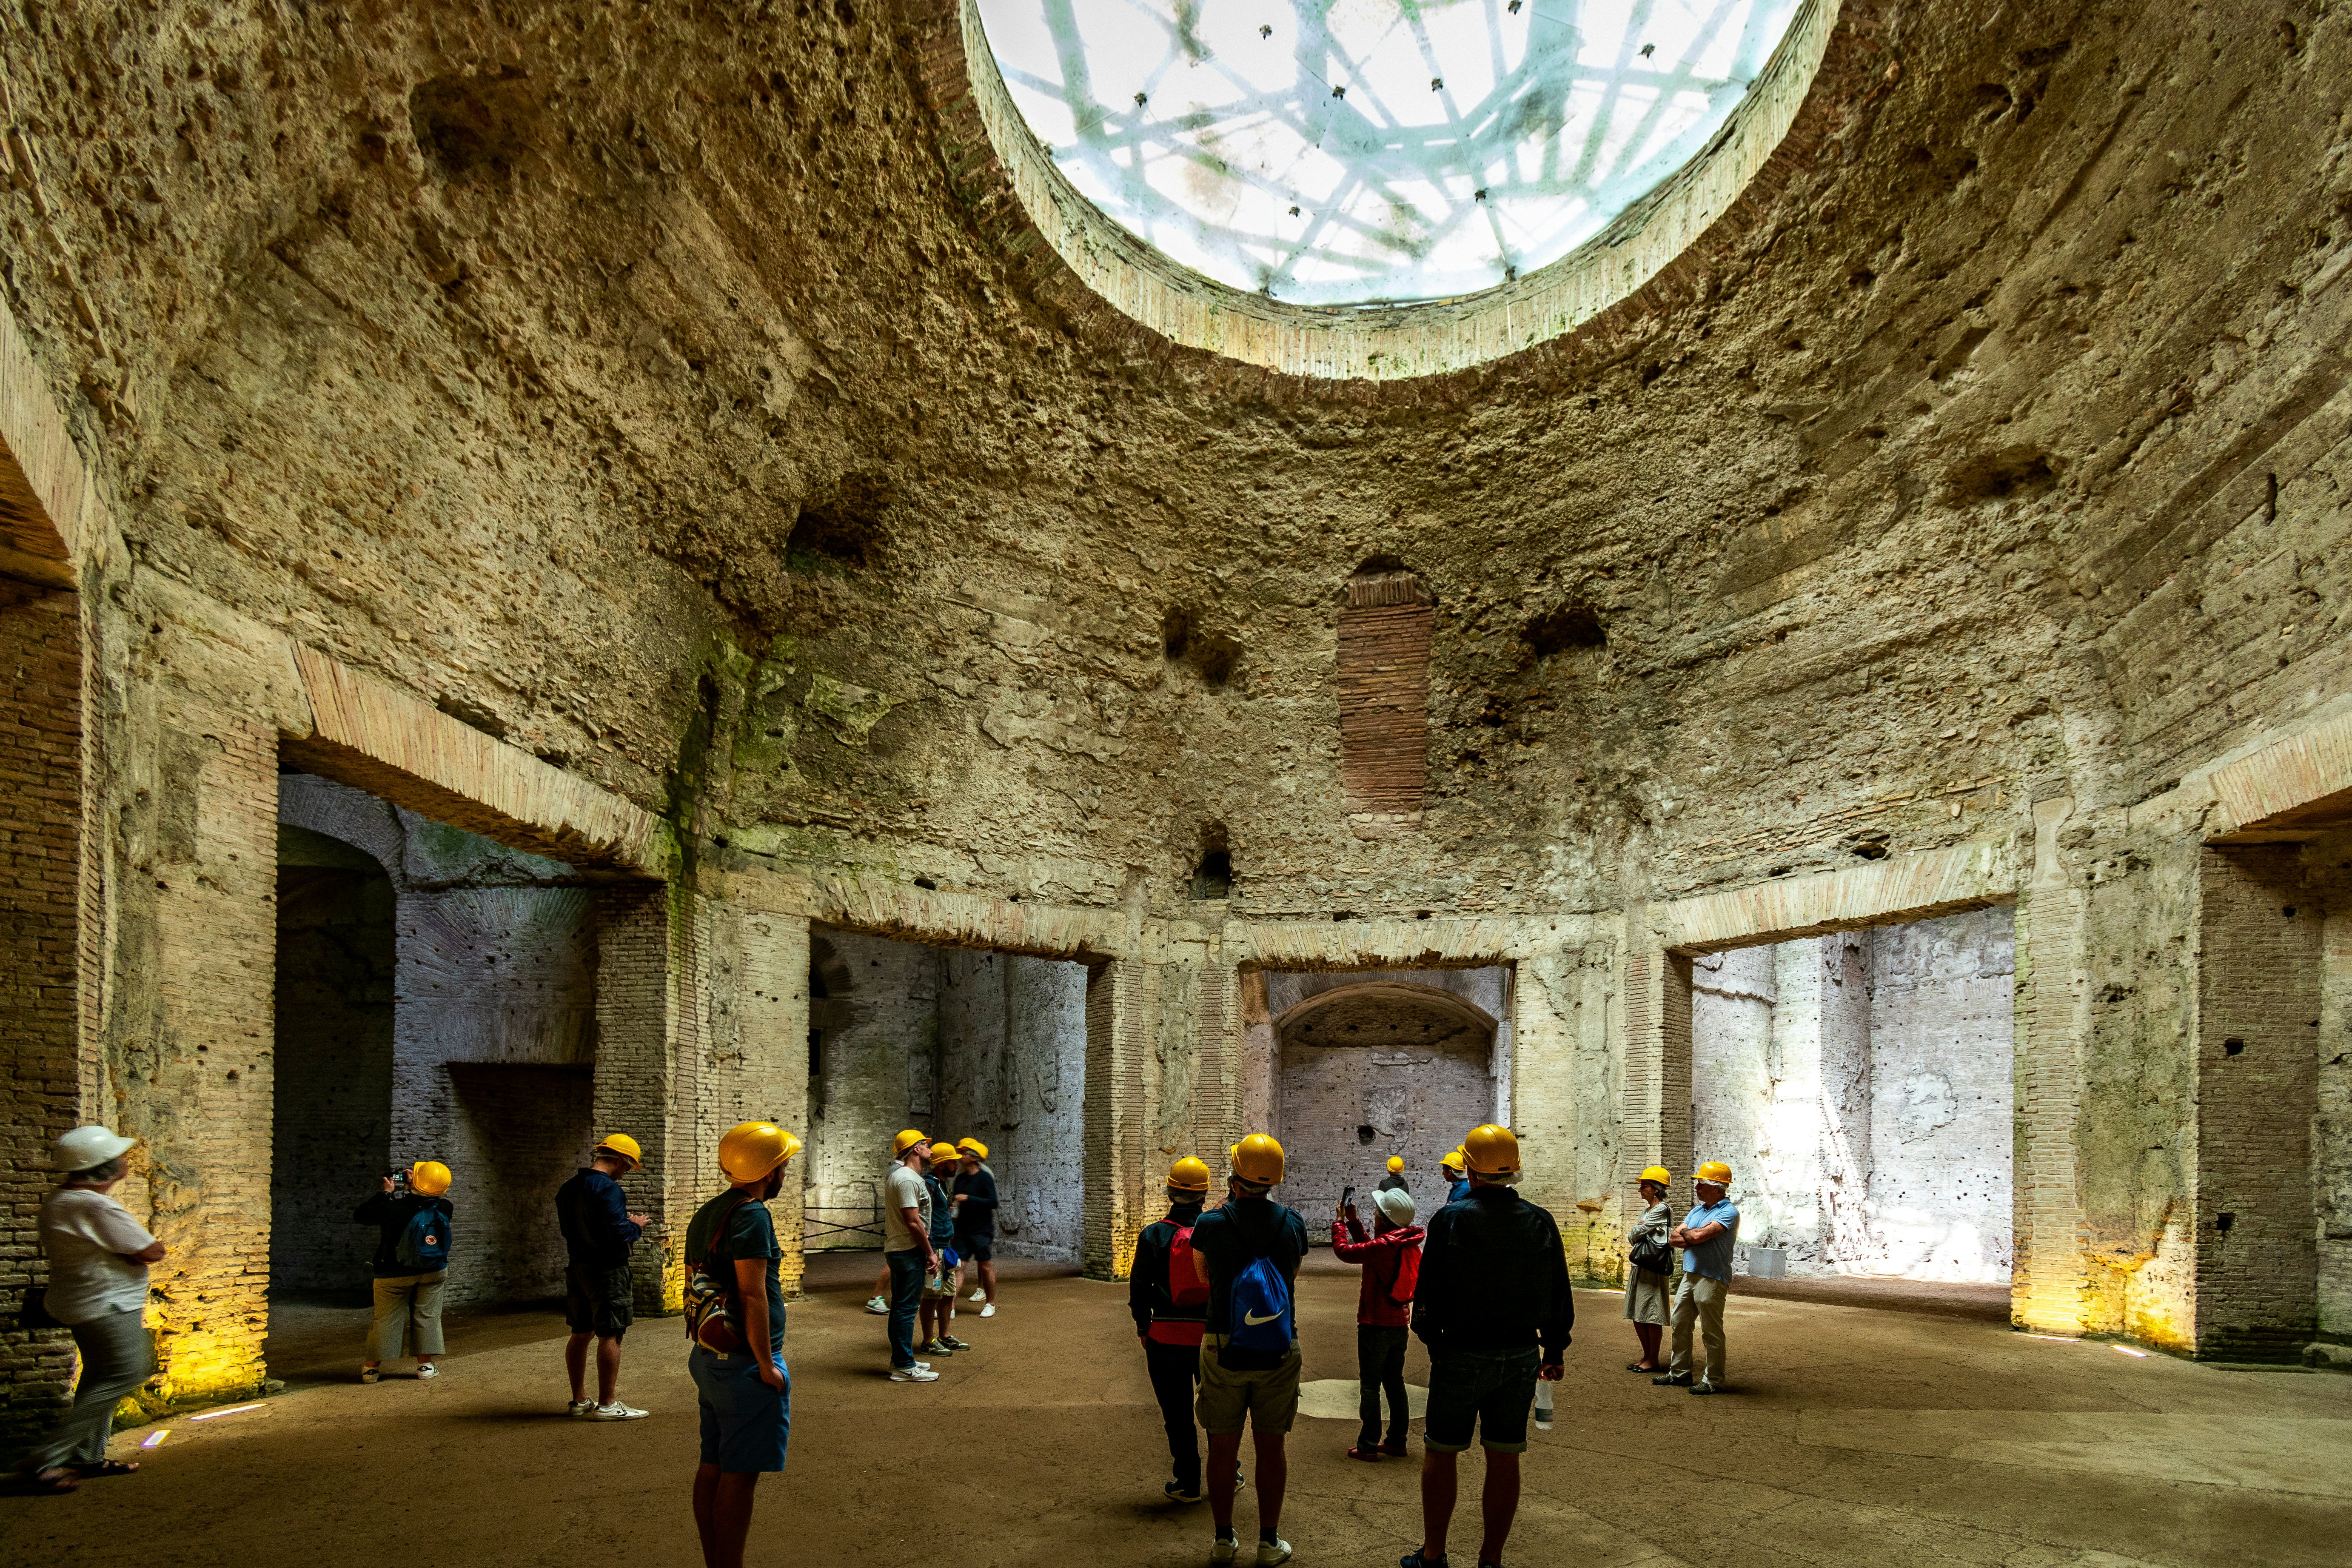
[41,1186,157,1324]
[882,1163,931,1253]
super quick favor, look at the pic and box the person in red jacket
[1332,1186,1425,1461]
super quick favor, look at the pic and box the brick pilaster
[2193,845,2322,1358]
[1620,943,1694,1225]
[593,881,697,1314]
[1082,958,1153,1280]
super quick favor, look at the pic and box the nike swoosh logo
[1243,1310,1282,1326]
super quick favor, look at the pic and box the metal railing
[801,1201,885,1251]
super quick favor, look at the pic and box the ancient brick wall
[2314,836,2352,1339]
[939,951,1087,1261]
[1336,571,1433,838]
[803,931,941,1234]
[0,581,84,1435]
[2194,845,2323,1357]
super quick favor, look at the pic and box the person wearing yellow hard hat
[918,1143,971,1359]
[1131,1156,1216,1503]
[1656,1160,1739,1395]
[1440,1146,1471,1205]
[1377,1152,1409,1198]
[881,1129,943,1381]
[867,1130,932,1316]
[1190,1133,1307,1565]
[1405,1125,1571,1568]
[952,1138,1001,1317]
[1623,1166,1676,1373]
[685,1121,801,1559]
[557,1132,656,1418]
[354,1159,456,1386]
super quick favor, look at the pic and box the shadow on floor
[1725,1272,2010,1321]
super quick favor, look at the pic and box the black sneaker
[939,1335,972,1351]
[1651,1370,1691,1386]
[1165,1480,1203,1504]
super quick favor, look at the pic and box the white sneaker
[969,1288,988,1303]
[591,1401,649,1420]
[415,1363,439,1380]
[1210,1539,1239,1564]
[1255,1539,1292,1567]
[864,1295,890,1314]
[889,1365,940,1382]
[980,1302,995,1318]
[567,1399,595,1418]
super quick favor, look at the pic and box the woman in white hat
[15,1126,166,1493]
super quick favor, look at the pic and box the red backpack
[1166,1224,1212,1312]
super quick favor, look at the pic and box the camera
[388,1168,410,1195]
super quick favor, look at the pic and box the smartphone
[1341,1184,1356,1209]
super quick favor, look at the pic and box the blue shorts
[690,1346,790,1473]
[1422,1346,1540,1454]
[955,1230,993,1263]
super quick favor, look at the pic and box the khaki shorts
[1196,1337,1303,1436]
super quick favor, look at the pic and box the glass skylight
[975,0,1807,307]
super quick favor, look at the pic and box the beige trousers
[1667,1273,1728,1386]
[368,1272,448,1363]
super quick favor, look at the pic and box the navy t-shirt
[1189,1196,1308,1350]
[685,1191,786,1357]
[952,1168,999,1237]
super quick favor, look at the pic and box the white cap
[54,1126,136,1172]
[1373,1188,1417,1228]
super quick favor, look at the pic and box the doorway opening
[1689,906,2015,1289]
[802,927,1087,1264]
[270,773,597,1357]
[1252,967,1511,1236]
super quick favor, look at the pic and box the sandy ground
[4,1251,2347,1568]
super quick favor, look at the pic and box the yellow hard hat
[928,1141,959,1165]
[409,1160,452,1197]
[1168,1156,1212,1193]
[719,1122,798,1183]
[957,1138,989,1161]
[594,1133,643,1169]
[1638,1166,1672,1187]
[1386,1155,1404,1176]
[1694,1160,1732,1186]
[1464,1124,1520,1177]
[894,1129,930,1157]
[1440,1146,1466,1175]
[1229,1133,1286,1186]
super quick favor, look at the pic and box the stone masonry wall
[805,931,941,1237]
[2312,830,2352,1340]
[939,951,1087,1262]
[0,581,84,1437]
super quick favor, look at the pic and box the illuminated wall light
[188,1401,266,1422]
[2021,1333,2082,1343]
[140,1430,169,1448]
[2111,1345,2149,1358]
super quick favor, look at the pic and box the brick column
[0,582,85,1439]
[1620,944,1694,1228]
[139,705,279,1408]
[2012,798,2092,1334]
[1081,958,1153,1280]
[593,881,698,1314]
[2194,845,2322,1358]
[721,907,810,1297]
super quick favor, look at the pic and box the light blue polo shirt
[1680,1198,1741,1281]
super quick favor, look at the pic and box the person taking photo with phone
[353,1160,454,1384]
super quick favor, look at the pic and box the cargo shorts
[1195,1335,1303,1436]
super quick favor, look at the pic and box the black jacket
[353,1192,454,1278]
[555,1168,643,1271]
[1128,1200,1205,1336]
[1411,1185,1573,1360]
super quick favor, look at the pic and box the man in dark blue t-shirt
[952,1140,1000,1316]
[555,1132,650,1419]
[687,1122,799,1568]
[1186,1134,1308,1568]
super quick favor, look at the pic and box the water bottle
[1533,1378,1554,1430]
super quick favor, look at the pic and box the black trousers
[1144,1337,1202,1489]
[1358,1324,1410,1447]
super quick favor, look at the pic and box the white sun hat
[54,1126,136,1172]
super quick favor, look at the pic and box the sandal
[73,1460,139,1478]
[1346,1445,1381,1462]
[1626,1362,1656,1372]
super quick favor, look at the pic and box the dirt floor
[5,1255,2348,1568]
